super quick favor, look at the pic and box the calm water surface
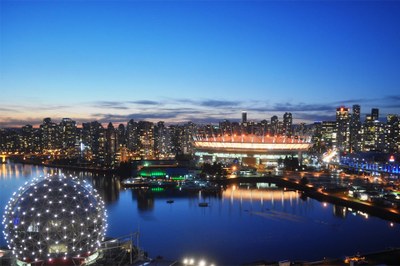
[1,162,399,264]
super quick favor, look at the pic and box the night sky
[1,0,400,127]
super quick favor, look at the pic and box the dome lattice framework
[2,174,107,263]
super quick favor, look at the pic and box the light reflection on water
[1,163,399,264]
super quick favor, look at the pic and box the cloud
[91,101,129,110]
[0,107,18,112]
[199,100,241,107]
[129,100,160,105]
[241,103,335,113]
[2,95,400,128]
[37,105,71,111]
[92,108,203,124]
[170,98,243,108]
[295,112,335,122]
[0,117,45,128]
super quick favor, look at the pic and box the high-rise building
[106,122,117,166]
[40,118,60,151]
[59,118,77,157]
[242,111,247,124]
[126,119,139,152]
[154,121,170,158]
[182,122,196,155]
[363,110,384,152]
[350,105,362,153]
[320,121,336,149]
[270,115,279,136]
[117,124,126,148]
[20,125,34,153]
[385,114,399,153]
[335,107,350,152]
[81,121,106,165]
[283,112,292,137]
[371,108,379,121]
[137,121,154,159]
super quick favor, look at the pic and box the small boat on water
[180,180,221,193]
[198,202,209,207]
[121,177,149,188]
[180,180,202,191]
[149,180,178,189]
[166,200,174,204]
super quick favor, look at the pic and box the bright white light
[2,174,107,262]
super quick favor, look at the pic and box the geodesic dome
[2,174,107,264]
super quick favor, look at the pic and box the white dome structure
[2,174,107,264]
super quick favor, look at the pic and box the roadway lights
[182,257,215,266]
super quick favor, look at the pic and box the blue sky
[1,0,400,127]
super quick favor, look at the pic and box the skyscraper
[106,122,117,166]
[270,115,279,136]
[59,118,77,156]
[335,107,350,152]
[283,112,293,137]
[242,111,247,124]
[126,119,138,152]
[385,114,399,153]
[371,108,379,121]
[40,118,60,151]
[350,105,362,152]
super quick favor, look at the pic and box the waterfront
[1,162,400,265]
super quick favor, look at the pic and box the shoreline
[10,159,400,223]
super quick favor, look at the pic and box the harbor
[1,163,400,265]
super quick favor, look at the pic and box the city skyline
[1,1,400,127]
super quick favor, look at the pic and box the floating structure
[2,174,107,265]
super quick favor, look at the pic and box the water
[1,162,399,264]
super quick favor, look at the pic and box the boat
[198,202,209,207]
[166,200,174,204]
[149,180,178,189]
[121,177,149,188]
[180,180,202,191]
[200,182,221,193]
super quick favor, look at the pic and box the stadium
[194,134,313,168]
